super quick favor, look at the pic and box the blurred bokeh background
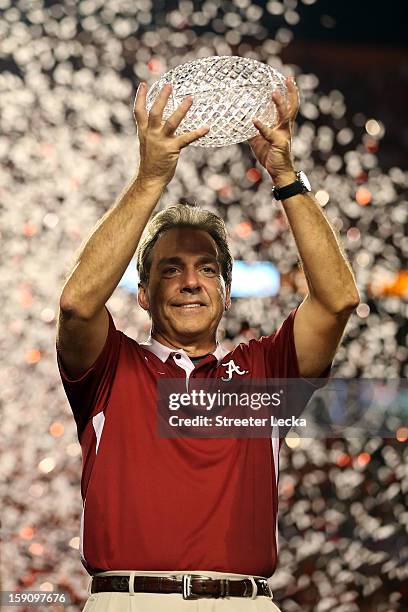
[1,0,407,610]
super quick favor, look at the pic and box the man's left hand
[247,75,300,181]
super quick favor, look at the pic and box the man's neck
[151,330,217,357]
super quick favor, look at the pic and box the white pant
[82,570,281,611]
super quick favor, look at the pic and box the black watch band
[271,171,311,201]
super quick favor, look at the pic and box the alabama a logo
[220,359,249,382]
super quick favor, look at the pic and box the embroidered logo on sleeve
[220,359,249,381]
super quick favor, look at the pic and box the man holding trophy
[56,58,359,611]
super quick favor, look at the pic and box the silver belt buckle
[261,578,273,600]
[182,575,195,600]
[182,574,212,600]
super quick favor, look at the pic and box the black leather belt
[91,574,272,599]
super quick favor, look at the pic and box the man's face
[138,227,231,346]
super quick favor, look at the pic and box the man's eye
[202,267,217,274]
[163,267,179,275]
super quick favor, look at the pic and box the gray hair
[136,202,233,286]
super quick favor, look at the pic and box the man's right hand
[134,82,210,186]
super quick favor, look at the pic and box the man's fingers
[272,89,290,125]
[177,125,210,149]
[133,82,148,131]
[148,83,173,129]
[286,76,300,121]
[252,118,274,142]
[162,96,193,135]
[252,77,298,140]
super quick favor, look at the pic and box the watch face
[298,171,311,191]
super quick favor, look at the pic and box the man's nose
[180,267,201,292]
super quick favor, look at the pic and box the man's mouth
[172,302,206,309]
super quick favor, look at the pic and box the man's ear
[138,282,150,312]
[224,285,231,311]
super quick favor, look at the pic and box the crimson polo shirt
[56,305,327,578]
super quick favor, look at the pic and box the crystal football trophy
[145,56,288,148]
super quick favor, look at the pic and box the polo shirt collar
[140,336,229,363]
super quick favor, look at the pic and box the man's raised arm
[57,82,209,379]
[59,175,165,321]
[248,75,360,377]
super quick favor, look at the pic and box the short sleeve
[259,307,300,378]
[56,307,121,439]
[260,305,331,382]
[257,306,332,445]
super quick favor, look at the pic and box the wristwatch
[271,171,312,201]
